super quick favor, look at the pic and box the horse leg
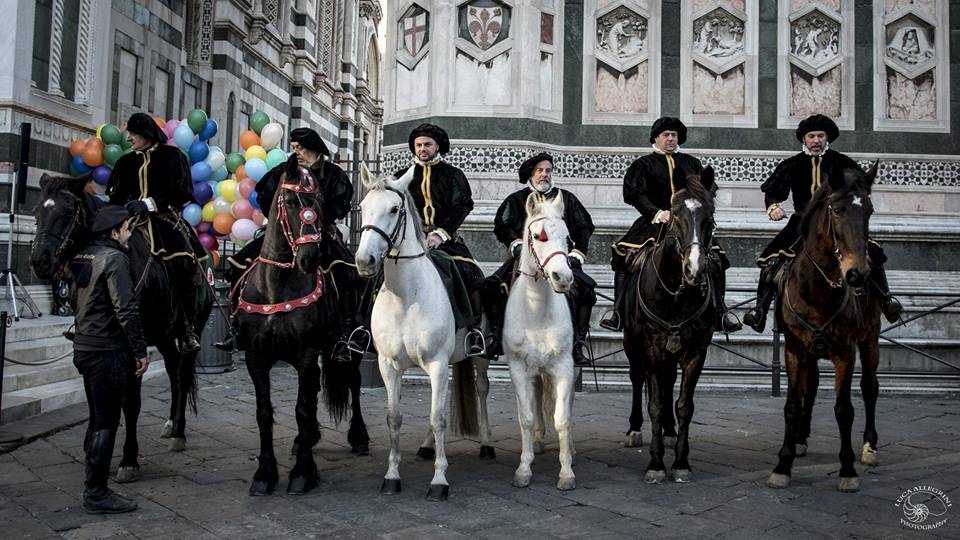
[833,354,860,492]
[796,362,820,457]
[768,344,808,488]
[159,342,179,440]
[379,359,403,495]
[287,355,320,495]
[532,375,546,455]
[116,370,142,483]
[425,360,450,501]
[623,340,644,448]
[644,361,668,484]
[671,351,706,483]
[662,361,679,449]
[510,360,536,488]
[246,354,279,496]
[858,337,880,466]
[473,357,495,459]
[158,341,187,452]
[549,362,576,491]
[347,354,370,456]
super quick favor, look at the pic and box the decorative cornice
[359,0,383,25]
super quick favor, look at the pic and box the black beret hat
[125,113,168,145]
[408,123,450,155]
[92,206,130,234]
[649,117,687,145]
[518,152,554,183]
[289,127,330,157]
[796,114,839,143]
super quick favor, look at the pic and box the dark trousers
[74,350,131,432]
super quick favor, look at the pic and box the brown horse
[767,162,882,493]
[622,168,720,484]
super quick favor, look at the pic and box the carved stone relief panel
[873,0,949,131]
[452,0,514,107]
[396,3,430,70]
[393,2,431,112]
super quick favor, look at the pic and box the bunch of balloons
[68,123,132,193]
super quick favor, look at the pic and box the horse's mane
[799,167,867,239]
[39,173,88,200]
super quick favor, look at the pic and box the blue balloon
[92,165,112,186]
[173,124,195,149]
[71,155,92,175]
[182,203,203,227]
[207,180,218,197]
[190,161,212,183]
[210,165,229,183]
[188,141,209,164]
[245,157,268,182]
[193,181,213,205]
[198,118,218,141]
[248,190,260,210]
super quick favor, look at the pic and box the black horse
[232,165,368,496]
[30,173,214,480]
[622,169,720,484]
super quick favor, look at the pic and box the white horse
[503,193,577,491]
[355,164,492,501]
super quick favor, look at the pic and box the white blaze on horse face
[685,198,701,276]
[43,198,56,208]
[852,195,863,207]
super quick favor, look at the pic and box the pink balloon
[164,119,179,138]
[197,232,219,251]
[238,178,257,199]
[231,218,258,242]
[251,209,265,226]
[232,199,254,219]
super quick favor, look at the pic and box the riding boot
[743,260,779,333]
[465,291,486,357]
[213,318,239,352]
[83,429,137,514]
[482,294,506,360]
[599,271,626,331]
[871,264,903,323]
[571,301,594,367]
[712,267,742,333]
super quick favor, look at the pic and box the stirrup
[345,326,372,355]
[599,310,621,332]
[882,297,903,324]
[464,328,486,358]
[720,312,742,333]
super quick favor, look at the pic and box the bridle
[359,185,425,262]
[802,202,846,289]
[651,205,714,297]
[518,216,568,281]
[32,192,87,273]
[258,167,325,269]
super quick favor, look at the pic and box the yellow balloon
[220,179,238,202]
[244,145,267,162]
[96,123,106,140]
[202,201,216,222]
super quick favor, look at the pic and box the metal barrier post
[0,311,24,442]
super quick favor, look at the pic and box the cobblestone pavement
[1,365,958,539]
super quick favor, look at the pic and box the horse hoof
[479,445,496,459]
[416,447,435,461]
[352,444,370,456]
[673,469,692,483]
[533,441,545,455]
[249,480,275,496]
[838,476,861,493]
[512,474,531,488]
[556,477,576,491]
[663,436,677,449]
[795,444,807,457]
[861,443,878,467]
[767,473,791,489]
[115,466,141,484]
[426,484,449,501]
[168,438,186,452]
[381,478,402,495]
[644,470,667,484]
[623,431,643,448]
[287,476,318,495]
[160,420,174,439]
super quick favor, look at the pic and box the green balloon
[187,109,208,134]
[119,131,132,149]
[103,144,124,168]
[249,111,270,136]
[265,148,287,169]
[225,152,246,174]
[100,124,123,146]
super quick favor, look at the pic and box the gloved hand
[567,255,583,270]
[511,242,522,258]
[124,200,149,215]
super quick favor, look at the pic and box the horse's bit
[359,185,425,261]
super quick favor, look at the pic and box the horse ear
[700,166,716,191]
[549,190,565,215]
[360,162,375,190]
[864,160,879,192]
[69,173,91,196]
[525,192,540,218]
[391,164,416,190]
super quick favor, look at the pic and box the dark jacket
[494,187,595,258]
[762,150,862,214]
[69,239,148,358]
[106,144,193,212]
[256,156,353,226]
[395,161,473,240]
[624,152,703,219]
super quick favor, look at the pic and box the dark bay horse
[767,162,882,493]
[30,173,213,480]
[233,166,367,496]
[622,168,720,484]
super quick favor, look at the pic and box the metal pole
[5,175,20,320]
[0,311,24,442]
[771,309,781,397]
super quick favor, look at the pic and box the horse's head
[30,173,94,280]
[267,165,325,274]
[355,163,424,276]
[820,161,877,288]
[669,167,717,287]
[522,192,573,293]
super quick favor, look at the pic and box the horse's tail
[322,351,352,426]
[451,359,480,437]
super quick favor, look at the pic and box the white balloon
[259,122,284,151]
[205,150,225,171]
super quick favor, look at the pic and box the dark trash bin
[197,283,232,374]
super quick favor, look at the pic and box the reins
[518,216,567,281]
[359,185,426,262]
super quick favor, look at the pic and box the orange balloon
[153,116,165,129]
[82,144,104,167]
[212,213,235,235]
[69,139,86,157]
[235,165,247,181]
[239,130,260,151]
[210,250,220,268]
[86,137,104,151]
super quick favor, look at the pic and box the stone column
[47,0,66,97]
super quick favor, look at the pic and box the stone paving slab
[0,366,957,539]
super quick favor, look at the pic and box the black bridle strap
[360,185,425,261]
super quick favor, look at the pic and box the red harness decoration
[523,217,568,281]
[234,260,325,315]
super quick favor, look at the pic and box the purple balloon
[197,232,219,251]
[92,165,112,186]
[193,181,213,204]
